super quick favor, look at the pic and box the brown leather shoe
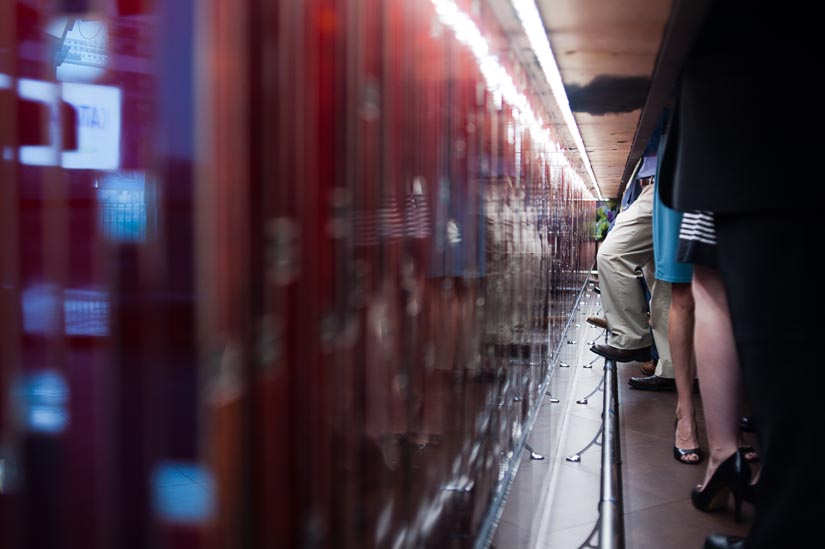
[590,343,651,363]
[639,360,656,376]
[586,316,608,330]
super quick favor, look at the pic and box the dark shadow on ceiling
[565,75,651,115]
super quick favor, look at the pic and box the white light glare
[431,0,593,199]
[510,0,603,201]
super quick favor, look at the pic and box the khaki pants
[596,184,673,378]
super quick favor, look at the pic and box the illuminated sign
[62,82,121,169]
[49,17,109,83]
[18,79,121,169]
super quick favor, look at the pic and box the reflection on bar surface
[0,1,596,547]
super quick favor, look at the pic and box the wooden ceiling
[536,0,673,199]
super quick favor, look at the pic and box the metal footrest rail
[598,358,624,548]
[571,357,624,549]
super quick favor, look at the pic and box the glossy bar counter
[0,1,597,547]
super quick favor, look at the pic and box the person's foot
[628,374,675,391]
[704,534,745,548]
[586,316,608,330]
[590,343,651,363]
[639,359,656,376]
[674,416,703,464]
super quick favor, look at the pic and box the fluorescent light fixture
[431,0,593,200]
[510,0,604,201]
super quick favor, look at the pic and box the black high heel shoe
[691,451,750,521]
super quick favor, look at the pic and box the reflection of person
[593,201,616,243]
[591,156,675,390]
[659,2,811,546]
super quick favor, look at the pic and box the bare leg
[670,282,699,460]
[692,265,741,485]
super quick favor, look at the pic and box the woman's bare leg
[670,282,699,460]
[692,265,741,484]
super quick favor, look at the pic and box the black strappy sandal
[674,445,705,465]
[674,418,704,465]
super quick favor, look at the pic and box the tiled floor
[618,363,755,549]
[492,286,758,549]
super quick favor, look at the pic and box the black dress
[658,2,815,547]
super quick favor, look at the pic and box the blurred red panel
[0,1,596,548]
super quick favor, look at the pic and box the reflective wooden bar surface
[0,1,596,547]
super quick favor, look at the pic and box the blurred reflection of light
[64,288,110,336]
[17,79,60,166]
[28,407,68,434]
[0,458,4,493]
[17,370,70,435]
[48,17,108,83]
[17,79,59,101]
[375,499,394,545]
[17,79,122,170]
[21,370,68,405]
[97,172,147,242]
[415,490,446,541]
[0,73,11,88]
[391,528,407,549]
[378,194,404,239]
[152,462,215,525]
[22,283,61,335]
[446,219,462,245]
[22,284,109,337]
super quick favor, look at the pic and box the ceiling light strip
[510,0,604,201]
[431,0,593,200]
